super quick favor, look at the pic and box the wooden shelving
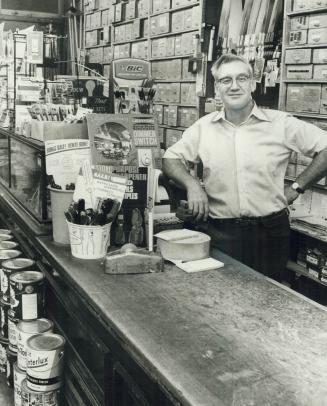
[287,260,327,287]
[150,2,199,18]
[287,7,327,17]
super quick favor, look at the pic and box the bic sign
[114,58,150,80]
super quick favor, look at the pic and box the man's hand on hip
[284,185,299,205]
[187,183,209,222]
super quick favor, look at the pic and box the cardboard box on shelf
[101,9,109,26]
[178,107,198,127]
[133,19,141,38]
[152,0,170,13]
[192,5,201,29]
[158,13,170,34]
[167,59,182,80]
[303,84,321,113]
[184,8,193,29]
[158,38,167,57]
[125,23,133,41]
[289,29,308,45]
[309,13,327,28]
[151,61,167,80]
[285,48,306,65]
[138,0,149,18]
[293,0,310,11]
[181,82,196,105]
[30,121,88,142]
[313,64,327,80]
[143,18,149,37]
[171,10,185,32]
[114,2,123,22]
[126,0,136,19]
[174,35,183,55]
[151,38,160,58]
[286,64,313,80]
[153,105,164,124]
[311,0,327,9]
[182,58,196,80]
[108,6,115,24]
[169,83,181,103]
[166,36,175,57]
[165,129,183,148]
[312,48,327,63]
[290,15,309,30]
[163,105,169,125]
[181,32,195,55]
[308,28,327,44]
[167,105,178,126]
[158,126,164,144]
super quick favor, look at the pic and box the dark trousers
[207,209,290,282]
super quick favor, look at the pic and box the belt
[209,208,289,226]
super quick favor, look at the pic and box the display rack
[83,0,204,148]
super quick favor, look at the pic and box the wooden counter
[0,185,327,405]
[35,235,327,406]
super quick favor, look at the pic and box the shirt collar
[211,103,272,123]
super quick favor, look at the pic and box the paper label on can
[0,268,9,296]
[8,318,17,349]
[14,368,25,406]
[27,348,64,376]
[22,294,37,319]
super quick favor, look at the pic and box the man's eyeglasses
[216,74,252,87]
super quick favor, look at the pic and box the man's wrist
[291,182,305,194]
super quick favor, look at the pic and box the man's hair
[211,54,253,79]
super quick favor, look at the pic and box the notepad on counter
[172,257,224,273]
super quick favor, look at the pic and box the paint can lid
[26,333,65,351]
[0,250,21,261]
[17,319,53,334]
[10,270,44,284]
[2,257,33,270]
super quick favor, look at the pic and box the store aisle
[0,374,13,406]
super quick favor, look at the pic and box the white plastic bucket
[49,188,74,245]
[66,221,111,259]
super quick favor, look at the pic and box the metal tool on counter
[104,243,163,274]
[65,198,120,226]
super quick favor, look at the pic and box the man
[162,53,327,282]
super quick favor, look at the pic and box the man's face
[214,61,254,111]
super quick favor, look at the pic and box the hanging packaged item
[26,31,44,64]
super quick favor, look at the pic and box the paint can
[0,233,14,241]
[14,362,26,406]
[10,270,45,320]
[17,319,54,371]
[0,252,24,303]
[8,308,19,352]
[0,334,8,373]
[0,241,19,250]
[26,333,65,392]
[0,296,9,338]
[21,378,61,406]
[6,345,17,387]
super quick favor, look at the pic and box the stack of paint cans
[21,333,65,405]
[0,229,21,379]
[15,319,54,406]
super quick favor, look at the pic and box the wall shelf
[287,260,327,287]
[150,2,200,18]
[150,28,198,40]
[287,7,327,17]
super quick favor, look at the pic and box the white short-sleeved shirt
[163,105,327,218]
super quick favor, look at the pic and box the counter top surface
[35,236,327,406]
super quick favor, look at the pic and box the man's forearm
[297,148,327,190]
[162,158,201,190]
